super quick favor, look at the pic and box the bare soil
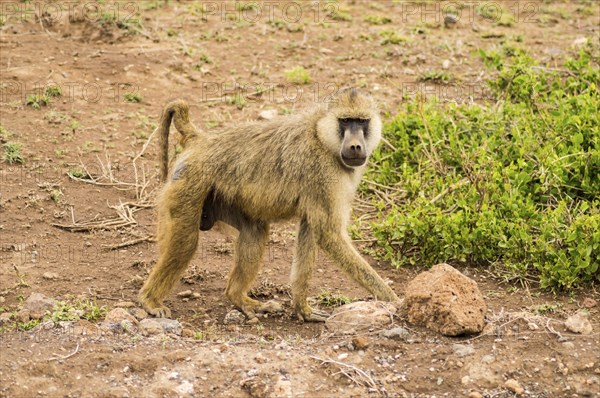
[1,1,599,397]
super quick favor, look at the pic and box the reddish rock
[404,263,486,336]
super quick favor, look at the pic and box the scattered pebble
[481,354,495,364]
[42,272,59,280]
[565,311,593,335]
[452,344,475,358]
[177,290,193,298]
[104,308,138,325]
[224,310,246,325]
[468,392,483,398]
[582,298,597,308]
[115,301,136,308]
[352,336,369,350]
[258,109,277,120]
[379,326,411,340]
[505,378,524,395]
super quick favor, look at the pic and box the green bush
[367,47,599,289]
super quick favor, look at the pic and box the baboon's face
[339,118,369,167]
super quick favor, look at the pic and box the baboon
[139,89,400,322]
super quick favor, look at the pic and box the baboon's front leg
[139,182,205,317]
[319,229,400,303]
[225,221,278,320]
[291,219,330,322]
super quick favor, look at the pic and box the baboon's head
[317,88,382,169]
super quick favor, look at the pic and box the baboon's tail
[157,99,198,182]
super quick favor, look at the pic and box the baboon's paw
[256,300,283,314]
[143,303,172,318]
[297,307,330,323]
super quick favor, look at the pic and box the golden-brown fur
[139,89,400,321]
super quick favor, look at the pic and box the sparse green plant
[364,15,391,25]
[67,167,90,179]
[82,141,101,153]
[379,30,406,45]
[316,290,355,307]
[2,142,24,164]
[418,70,453,83]
[26,94,50,109]
[44,111,66,124]
[285,66,311,85]
[45,85,62,97]
[328,7,352,22]
[0,124,11,141]
[17,319,40,331]
[50,189,63,203]
[124,92,143,103]
[227,93,247,109]
[497,13,514,27]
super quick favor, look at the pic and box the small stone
[565,311,593,335]
[561,342,575,352]
[254,353,267,364]
[104,308,138,325]
[258,109,277,120]
[177,290,193,298]
[247,317,259,325]
[130,308,148,320]
[505,379,524,395]
[444,14,459,27]
[582,298,597,308]
[481,354,495,364]
[352,336,369,350]
[461,375,470,385]
[572,37,588,47]
[21,293,55,319]
[114,301,136,308]
[72,319,99,336]
[241,377,269,398]
[139,318,182,336]
[325,301,397,335]
[0,312,12,325]
[182,328,194,338]
[42,272,59,280]
[452,344,475,358]
[176,380,194,395]
[442,60,450,69]
[224,310,246,325]
[337,353,349,360]
[528,322,539,330]
[379,326,411,340]
[468,392,483,398]
[137,320,161,336]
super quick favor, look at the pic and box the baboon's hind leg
[225,221,280,320]
[291,218,330,322]
[139,181,206,317]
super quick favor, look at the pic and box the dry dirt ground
[1,1,599,397]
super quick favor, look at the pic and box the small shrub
[285,66,311,85]
[367,48,599,290]
[45,85,62,97]
[2,142,24,164]
[124,92,143,103]
[364,15,391,25]
[26,94,50,109]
